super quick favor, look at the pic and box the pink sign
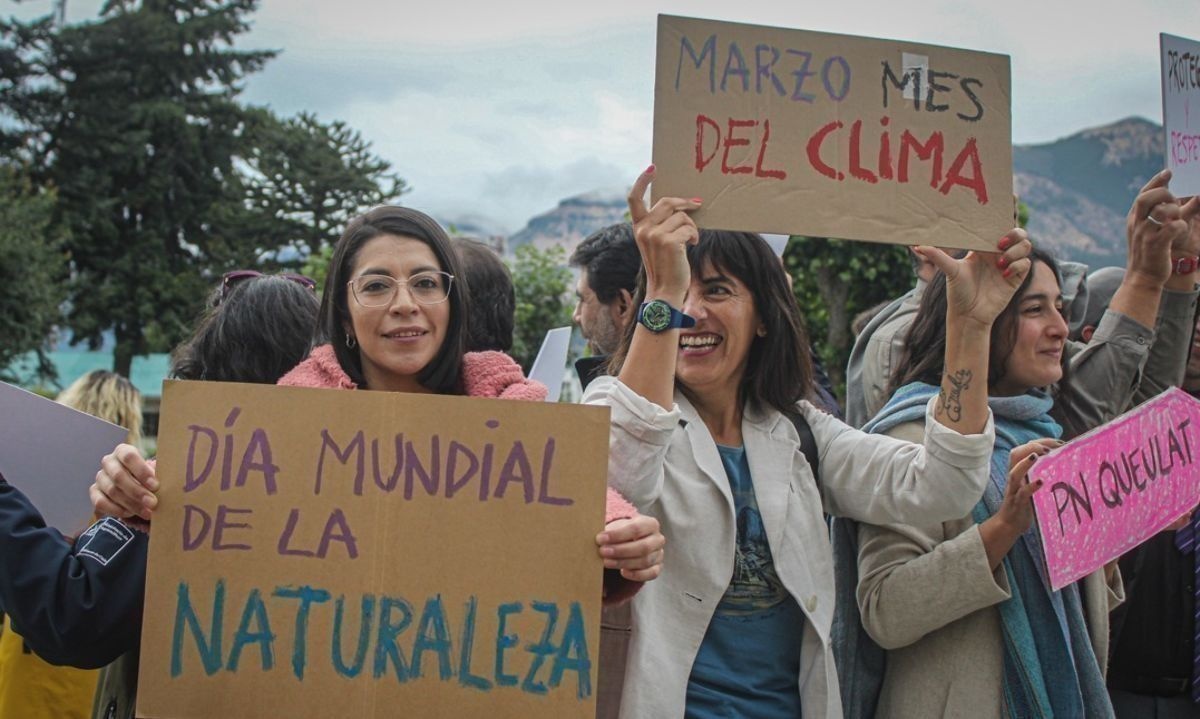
[1031,388,1200,591]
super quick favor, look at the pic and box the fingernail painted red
[691,197,703,203]
[998,236,1011,250]
[997,256,1009,269]
[1002,267,1013,278]
[646,164,656,174]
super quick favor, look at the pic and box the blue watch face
[641,300,674,332]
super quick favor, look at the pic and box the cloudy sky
[29,0,1200,231]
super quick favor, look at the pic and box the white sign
[529,327,573,402]
[1161,33,1200,195]
[0,381,130,532]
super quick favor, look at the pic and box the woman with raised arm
[580,165,1028,717]
[839,172,1200,719]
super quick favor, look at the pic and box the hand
[1125,170,1200,286]
[90,443,158,521]
[1166,507,1196,532]
[916,228,1032,328]
[627,165,701,302]
[597,514,665,583]
[978,438,1055,568]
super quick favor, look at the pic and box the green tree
[0,0,275,376]
[784,237,914,398]
[210,109,407,270]
[0,167,68,380]
[508,244,573,372]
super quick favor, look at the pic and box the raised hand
[627,165,702,304]
[1126,169,1200,286]
[978,438,1057,569]
[917,227,1032,328]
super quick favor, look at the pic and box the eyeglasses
[348,272,455,307]
[220,270,317,302]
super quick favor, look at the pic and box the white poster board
[0,381,129,532]
[1161,33,1200,195]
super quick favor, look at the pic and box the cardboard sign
[137,381,610,718]
[652,15,1013,251]
[1161,33,1200,196]
[1031,388,1200,591]
[0,381,129,532]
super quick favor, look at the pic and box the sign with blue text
[137,381,609,718]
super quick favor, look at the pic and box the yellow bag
[0,615,97,719]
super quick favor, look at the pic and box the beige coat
[584,378,996,718]
[856,422,1124,719]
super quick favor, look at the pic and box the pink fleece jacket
[279,345,642,604]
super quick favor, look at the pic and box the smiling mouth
[384,330,427,339]
[679,334,722,353]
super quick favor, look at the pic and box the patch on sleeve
[76,517,136,566]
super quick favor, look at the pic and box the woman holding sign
[272,205,664,602]
[580,165,1026,717]
[840,172,1200,719]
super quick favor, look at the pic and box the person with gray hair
[1074,266,1126,342]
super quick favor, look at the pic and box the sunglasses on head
[220,270,317,302]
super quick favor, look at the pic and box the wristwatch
[638,299,696,332]
[1173,256,1199,275]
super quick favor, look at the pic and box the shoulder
[460,351,547,401]
[277,345,356,390]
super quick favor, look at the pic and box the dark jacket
[0,475,146,670]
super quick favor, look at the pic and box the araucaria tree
[0,0,275,376]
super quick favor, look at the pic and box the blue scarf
[831,382,1113,718]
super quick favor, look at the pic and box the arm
[615,166,700,410]
[1055,172,1200,435]
[0,477,146,667]
[856,518,1010,650]
[582,375,678,508]
[812,400,995,524]
[855,436,1052,648]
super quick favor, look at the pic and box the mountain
[505,190,628,256]
[1014,116,1164,268]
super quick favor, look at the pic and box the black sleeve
[0,478,147,668]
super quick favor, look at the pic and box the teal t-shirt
[685,444,804,718]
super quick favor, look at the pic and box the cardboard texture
[0,380,130,532]
[1030,388,1200,591]
[137,381,610,718]
[1161,33,1200,196]
[652,15,1013,251]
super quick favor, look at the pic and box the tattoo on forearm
[936,369,973,422]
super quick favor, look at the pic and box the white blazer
[583,377,995,718]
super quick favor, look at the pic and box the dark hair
[453,238,514,352]
[172,275,319,384]
[608,230,813,415]
[318,206,468,393]
[891,247,1067,393]
[569,223,640,304]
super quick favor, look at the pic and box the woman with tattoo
[834,171,1200,719]
[578,165,1030,718]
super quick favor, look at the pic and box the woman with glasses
[93,206,664,602]
[274,206,662,601]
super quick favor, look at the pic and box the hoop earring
[346,332,357,349]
